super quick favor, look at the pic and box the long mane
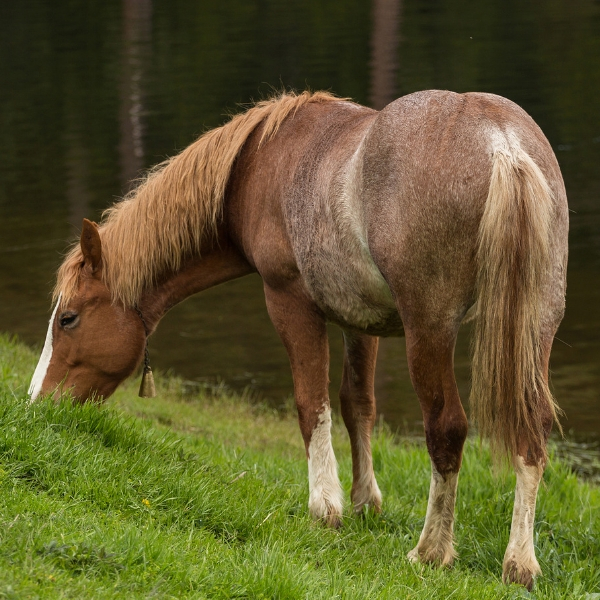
[53,90,340,307]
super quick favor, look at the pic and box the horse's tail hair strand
[470,143,560,464]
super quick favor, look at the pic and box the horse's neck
[137,239,253,332]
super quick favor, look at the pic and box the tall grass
[0,332,597,598]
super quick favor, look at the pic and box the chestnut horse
[30,90,568,589]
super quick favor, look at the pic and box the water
[1,0,599,436]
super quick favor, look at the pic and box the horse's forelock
[53,244,85,307]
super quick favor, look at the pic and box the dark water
[1,0,599,435]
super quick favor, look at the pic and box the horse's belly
[301,249,401,335]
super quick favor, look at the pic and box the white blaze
[28,294,62,402]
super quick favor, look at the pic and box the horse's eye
[59,312,79,329]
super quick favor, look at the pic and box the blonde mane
[54,90,341,307]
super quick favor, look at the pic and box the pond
[1,0,599,437]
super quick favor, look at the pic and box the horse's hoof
[351,480,383,515]
[322,514,342,529]
[353,502,382,516]
[502,558,541,591]
[407,544,456,567]
[352,494,382,515]
[314,510,342,529]
[309,499,343,529]
[407,547,420,564]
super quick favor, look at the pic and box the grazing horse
[29,90,568,589]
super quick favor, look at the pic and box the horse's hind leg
[502,334,555,590]
[502,457,544,590]
[404,325,468,566]
[263,281,343,527]
[339,332,382,513]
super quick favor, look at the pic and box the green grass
[0,332,598,599]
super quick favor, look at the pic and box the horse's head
[29,219,146,402]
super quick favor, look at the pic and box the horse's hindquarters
[360,90,567,589]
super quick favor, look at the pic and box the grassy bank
[0,333,598,599]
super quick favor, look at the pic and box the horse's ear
[80,218,102,274]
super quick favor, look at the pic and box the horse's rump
[360,91,567,458]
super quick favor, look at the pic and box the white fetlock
[502,456,543,591]
[307,408,343,527]
[409,466,459,566]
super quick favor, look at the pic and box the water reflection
[119,0,152,190]
[0,0,598,438]
[65,114,93,234]
[369,0,401,110]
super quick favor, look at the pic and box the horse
[29,90,568,589]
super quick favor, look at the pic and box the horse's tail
[470,143,560,463]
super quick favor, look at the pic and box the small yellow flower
[48,575,56,582]
[142,498,151,507]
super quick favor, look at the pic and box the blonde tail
[470,144,560,462]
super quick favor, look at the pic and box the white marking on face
[28,294,62,402]
[307,406,343,525]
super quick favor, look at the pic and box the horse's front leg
[263,282,343,527]
[404,326,469,566]
[340,331,382,514]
